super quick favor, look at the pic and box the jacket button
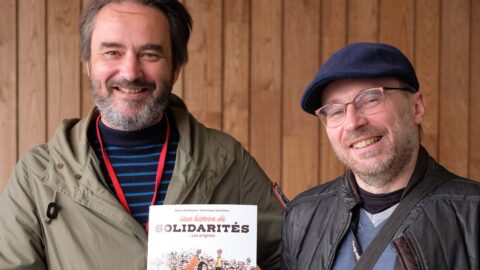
[74,174,82,180]
[56,163,64,169]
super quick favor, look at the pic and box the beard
[90,77,172,131]
[331,112,418,188]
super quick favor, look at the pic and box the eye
[328,108,345,118]
[140,52,160,61]
[105,51,119,56]
[322,105,345,118]
[103,50,122,59]
[356,91,382,108]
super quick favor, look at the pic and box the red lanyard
[95,114,170,231]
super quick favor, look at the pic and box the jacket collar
[401,146,429,198]
[164,94,235,204]
[341,171,362,211]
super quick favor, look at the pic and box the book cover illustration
[147,204,257,270]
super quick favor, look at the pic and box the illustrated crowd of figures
[152,249,255,270]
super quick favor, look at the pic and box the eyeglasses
[315,86,413,128]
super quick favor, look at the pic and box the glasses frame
[315,86,414,128]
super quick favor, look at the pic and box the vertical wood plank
[81,64,92,117]
[0,0,17,192]
[81,0,93,117]
[182,0,222,130]
[415,0,440,158]
[251,0,282,183]
[320,0,347,182]
[347,0,379,42]
[378,0,414,58]
[18,0,47,155]
[283,0,320,198]
[439,0,470,176]
[223,0,250,148]
[469,0,480,180]
[47,0,81,137]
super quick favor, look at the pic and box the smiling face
[322,78,426,192]
[88,1,179,131]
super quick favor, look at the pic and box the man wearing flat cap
[281,42,480,269]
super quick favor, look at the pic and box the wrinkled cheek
[89,73,104,91]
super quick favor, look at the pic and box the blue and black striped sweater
[88,113,179,228]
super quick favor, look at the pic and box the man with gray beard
[0,1,285,269]
[282,42,480,270]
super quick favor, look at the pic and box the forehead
[321,77,401,104]
[92,2,170,45]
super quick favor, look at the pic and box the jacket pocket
[392,234,421,270]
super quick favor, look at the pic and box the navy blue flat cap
[301,42,419,115]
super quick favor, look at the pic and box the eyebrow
[99,42,165,53]
[99,42,124,49]
[139,44,165,53]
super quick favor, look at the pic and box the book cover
[147,204,257,270]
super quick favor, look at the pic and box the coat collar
[164,94,235,204]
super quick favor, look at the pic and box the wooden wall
[1,0,479,199]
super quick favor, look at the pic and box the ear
[412,92,426,124]
[85,62,91,77]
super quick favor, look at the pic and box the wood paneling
[223,0,250,148]
[183,0,222,130]
[439,0,470,176]
[379,0,414,57]
[0,0,17,192]
[282,0,320,198]
[470,0,480,180]
[47,0,81,137]
[415,0,440,157]
[250,0,282,182]
[18,0,47,155]
[320,0,347,181]
[81,0,93,117]
[348,0,378,42]
[1,0,479,196]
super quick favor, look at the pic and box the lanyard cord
[95,114,170,231]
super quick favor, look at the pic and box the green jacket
[0,94,283,270]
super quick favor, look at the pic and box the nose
[342,104,368,131]
[120,53,143,81]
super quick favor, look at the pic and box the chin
[115,107,144,118]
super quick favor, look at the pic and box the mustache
[106,78,156,90]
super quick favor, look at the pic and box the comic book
[147,204,257,270]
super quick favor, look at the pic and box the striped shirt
[88,113,179,227]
